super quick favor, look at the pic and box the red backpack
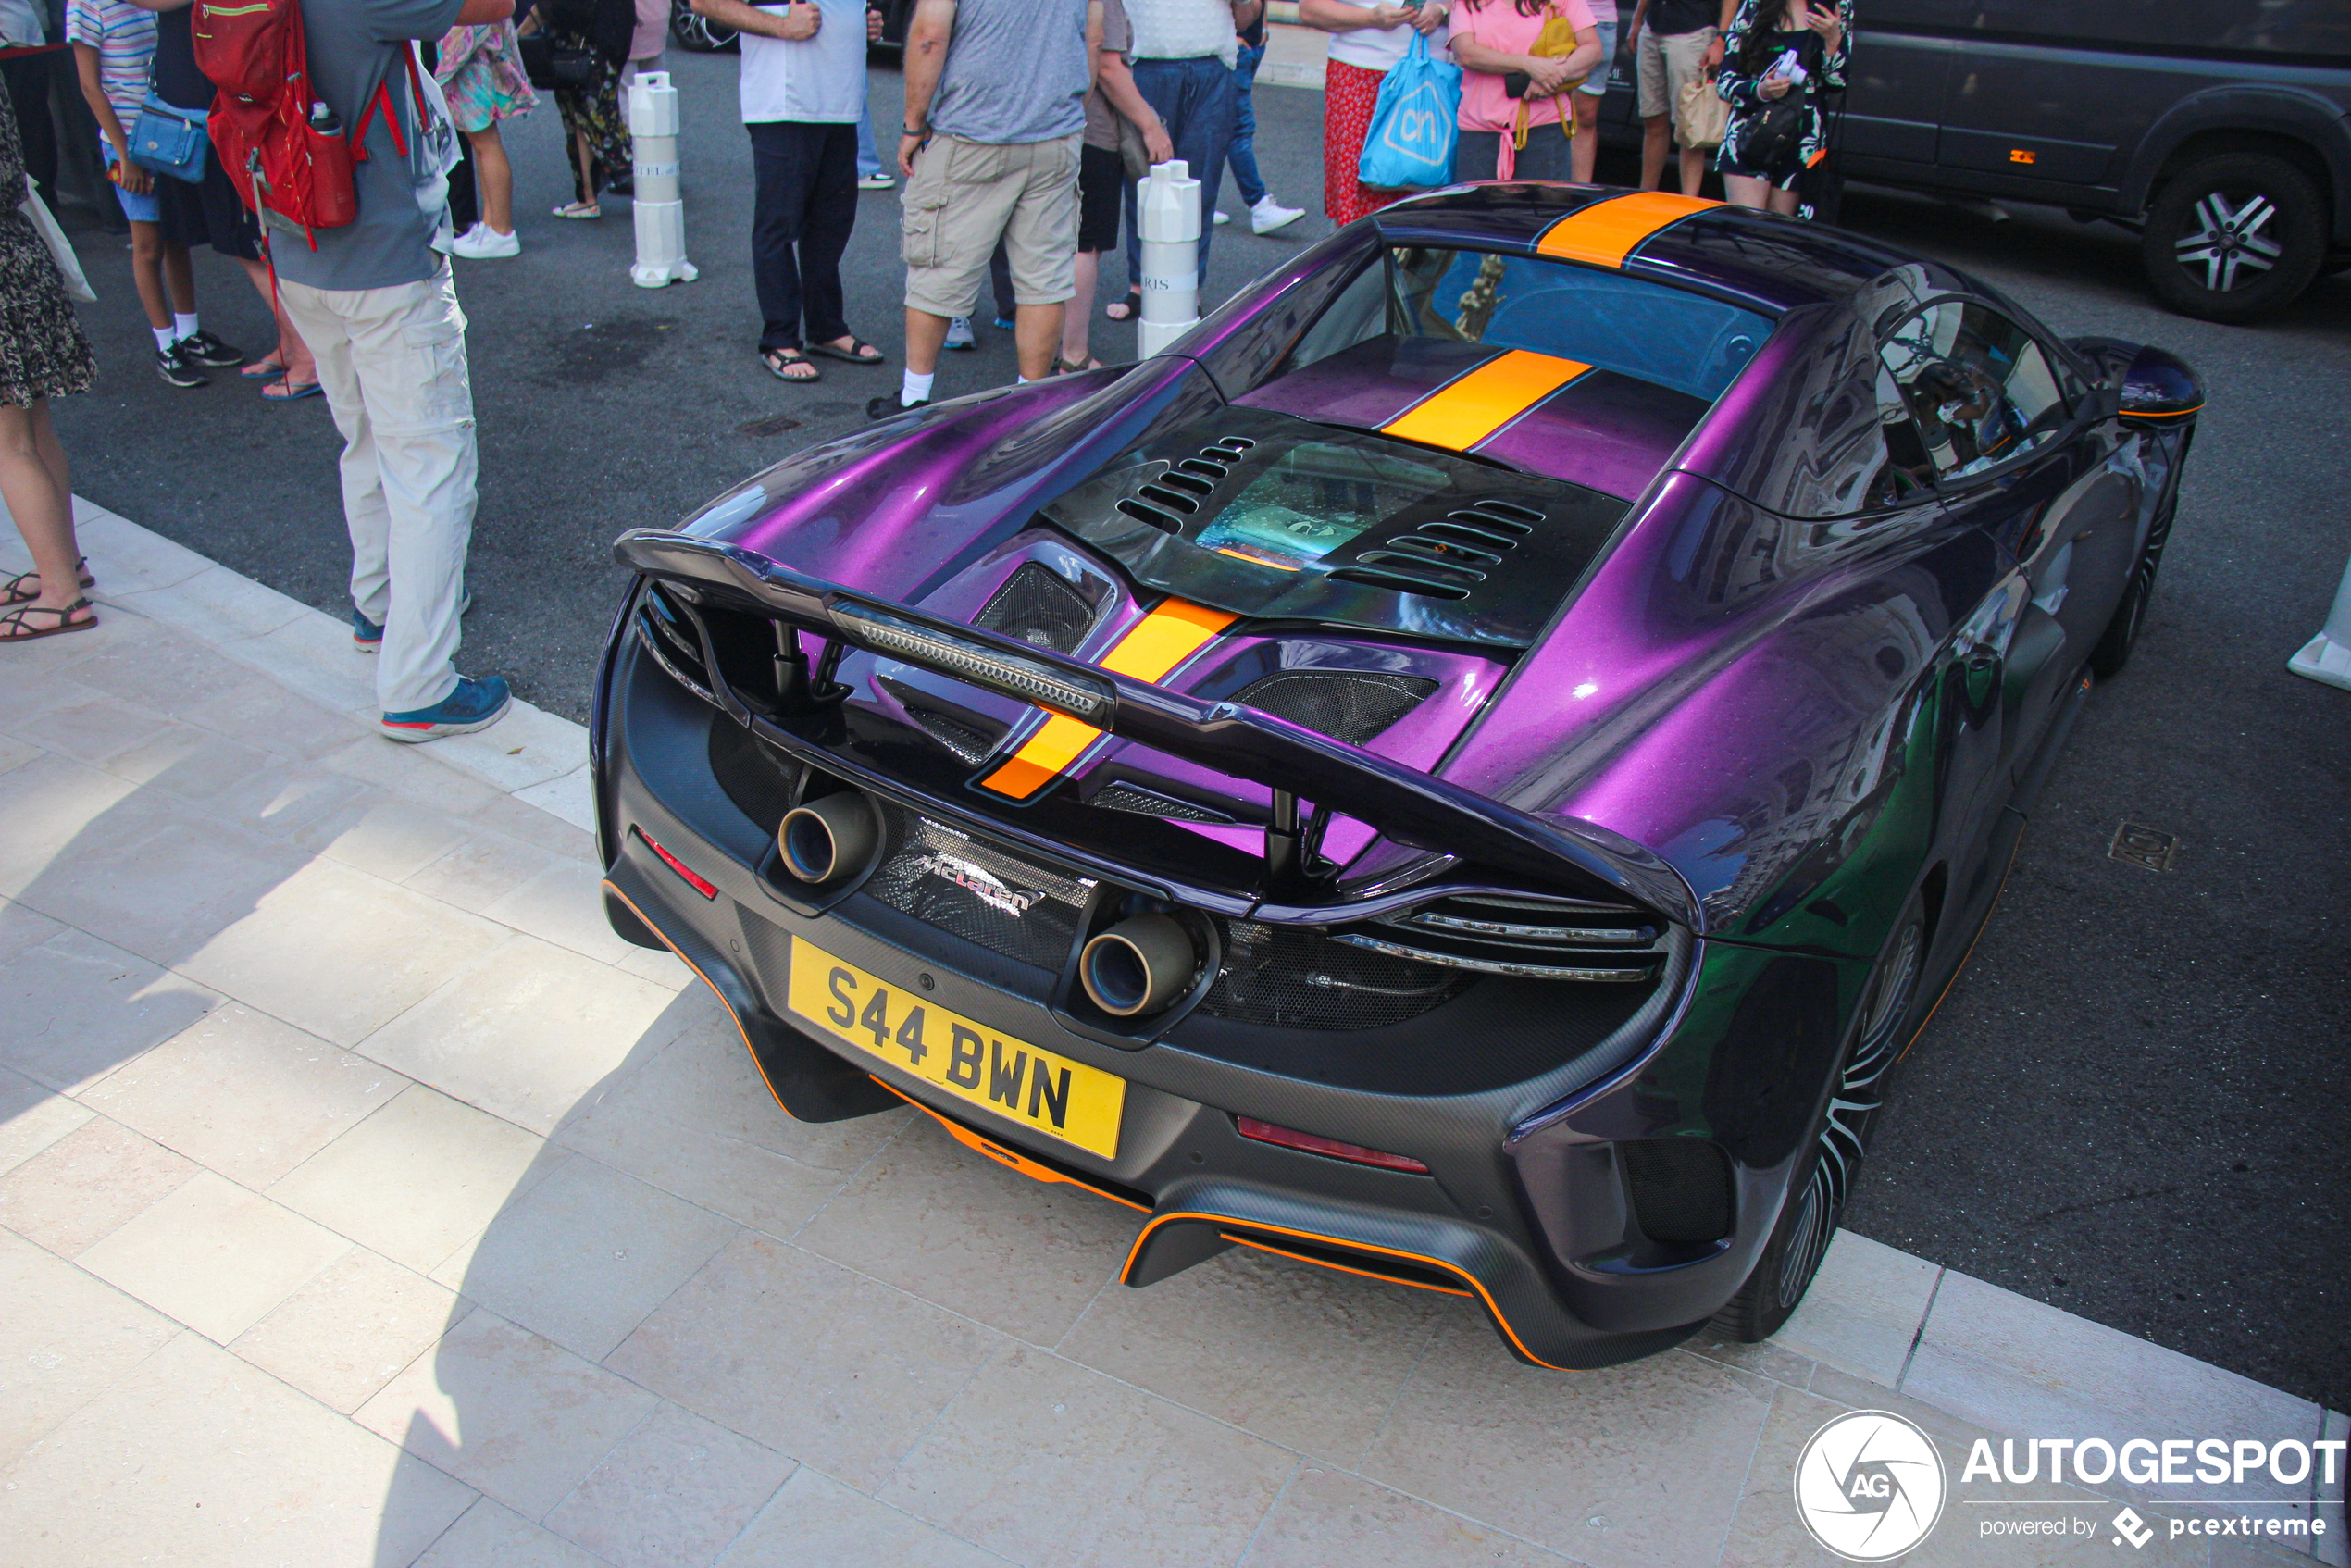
[193,0,434,248]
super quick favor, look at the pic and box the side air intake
[973,563,1099,654]
[1231,670,1437,744]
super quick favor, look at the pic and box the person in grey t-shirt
[272,0,518,742]
[873,0,1091,417]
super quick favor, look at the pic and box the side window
[1876,301,2071,483]
[1286,259,1390,372]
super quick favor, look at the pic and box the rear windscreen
[1290,247,1772,404]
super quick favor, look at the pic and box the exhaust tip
[1079,915,1199,1016]
[779,792,877,885]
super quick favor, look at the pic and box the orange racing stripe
[1381,349,1591,453]
[978,597,1237,799]
[1534,190,1719,268]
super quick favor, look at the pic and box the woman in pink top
[1450,0,1600,181]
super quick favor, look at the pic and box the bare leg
[903,307,952,377]
[1767,181,1802,215]
[1062,251,1099,365]
[573,124,597,208]
[232,256,317,383]
[0,401,92,631]
[1014,302,1063,383]
[161,239,197,317]
[128,219,171,331]
[1571,94,1599,183]
[468,122,514,233]
[1723,173,1775,210]
[1639,114,1671,192]
[1678,143,1707,196]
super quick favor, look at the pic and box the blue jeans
[1226,43,1266,207]
[1124,55,1236,290]
[855,96,880,180]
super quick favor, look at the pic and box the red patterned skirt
[1325,57,1412,227]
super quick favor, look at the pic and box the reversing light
[1236,1116,1429,1174]
[636,829,717,899]
[831,601,1115,721]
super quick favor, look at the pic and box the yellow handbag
[1510,6,1586,156]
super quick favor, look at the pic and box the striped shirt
[64,0,155,121]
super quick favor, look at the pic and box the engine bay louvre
[1039,406,1629,649]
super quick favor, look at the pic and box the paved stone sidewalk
[0,503,2341,1567]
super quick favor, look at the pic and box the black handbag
[518,31,596,89]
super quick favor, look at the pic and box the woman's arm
[1298,0,1410,32]
[1811,0,1849,90]
[118,0,193,12]
[690,0,815,38]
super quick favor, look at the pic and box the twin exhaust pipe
[777,790,1203,1018]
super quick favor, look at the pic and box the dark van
[1591,0,2351,321]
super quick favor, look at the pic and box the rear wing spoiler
[613,531,1700,929]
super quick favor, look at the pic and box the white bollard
[625,72,698,289]
[2287,550,2351,691]
[1137,159,1200,358]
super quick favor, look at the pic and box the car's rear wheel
[1713,893,1928,1343]
[2140,152,2327,324]
[2088,486,2179,680]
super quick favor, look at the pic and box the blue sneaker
[380,675,511,742]
[991,316,1015,331]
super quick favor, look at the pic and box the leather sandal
[0,597,95,642]
[806,336,886,366]
[2,557,93,604]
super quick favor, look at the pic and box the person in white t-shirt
[691,0,889,380]
[1297,0,1449,225]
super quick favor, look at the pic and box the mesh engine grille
[1200,920,1471,1031]
[1092,782,1236,824]
[973,563,1098,654]
[1621,1139,1734,1244]
[860,804,1091,970]
[1232,670,1438,745]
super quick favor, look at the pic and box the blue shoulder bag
[1357,30,1462,192]
[128,93,209,184]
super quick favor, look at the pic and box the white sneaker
[451,223,521,259]
[1250,195,1306,235]
[943,316,976,351]
[1212,208,1231,226]
[857,171,895,190]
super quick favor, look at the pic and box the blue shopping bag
[1356,31,1462,191]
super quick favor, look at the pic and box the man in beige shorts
[1629,0,1734,195]
[871,0,1095,417]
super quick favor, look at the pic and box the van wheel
[1712,896,1928,1343]
[2140,153,2326,323]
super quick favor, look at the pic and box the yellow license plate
[786,936,1126,1159]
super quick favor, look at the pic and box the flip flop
[553,200,601,219]
[1104,290,1142,322]
[241,358,287,380]
[2,556,93,604]
[1055,355,1104,375]
[763,347,820,382]
[0,597,95,643]
[806,336,886,366]
[262,378,324,402]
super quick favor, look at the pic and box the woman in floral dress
[435,15,537,255]
[0,75,100,643]
[531,0,636,219]
[1712,0,1849,214]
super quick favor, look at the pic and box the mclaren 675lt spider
[592,185,2202,1368]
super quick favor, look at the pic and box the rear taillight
[1237,1116,1429,1174]
[636,828,717,899]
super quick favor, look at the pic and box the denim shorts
[101,140,162,224]
[1579,17,1618,97]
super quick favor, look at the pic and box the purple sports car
[593,185,2202,1367]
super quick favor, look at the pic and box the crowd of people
[0,0,1856,703]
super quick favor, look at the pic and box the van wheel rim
[1776,920,1923,1309]
[2175,191,2283,292]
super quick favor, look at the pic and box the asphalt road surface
[49,53,2351,1410]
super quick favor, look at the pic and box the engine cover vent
[1342,892,1670,981]
[973,563,1099,654]
[1231,670,1437,745]
[877,678,1010,765]
[1092,782,1237,824]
